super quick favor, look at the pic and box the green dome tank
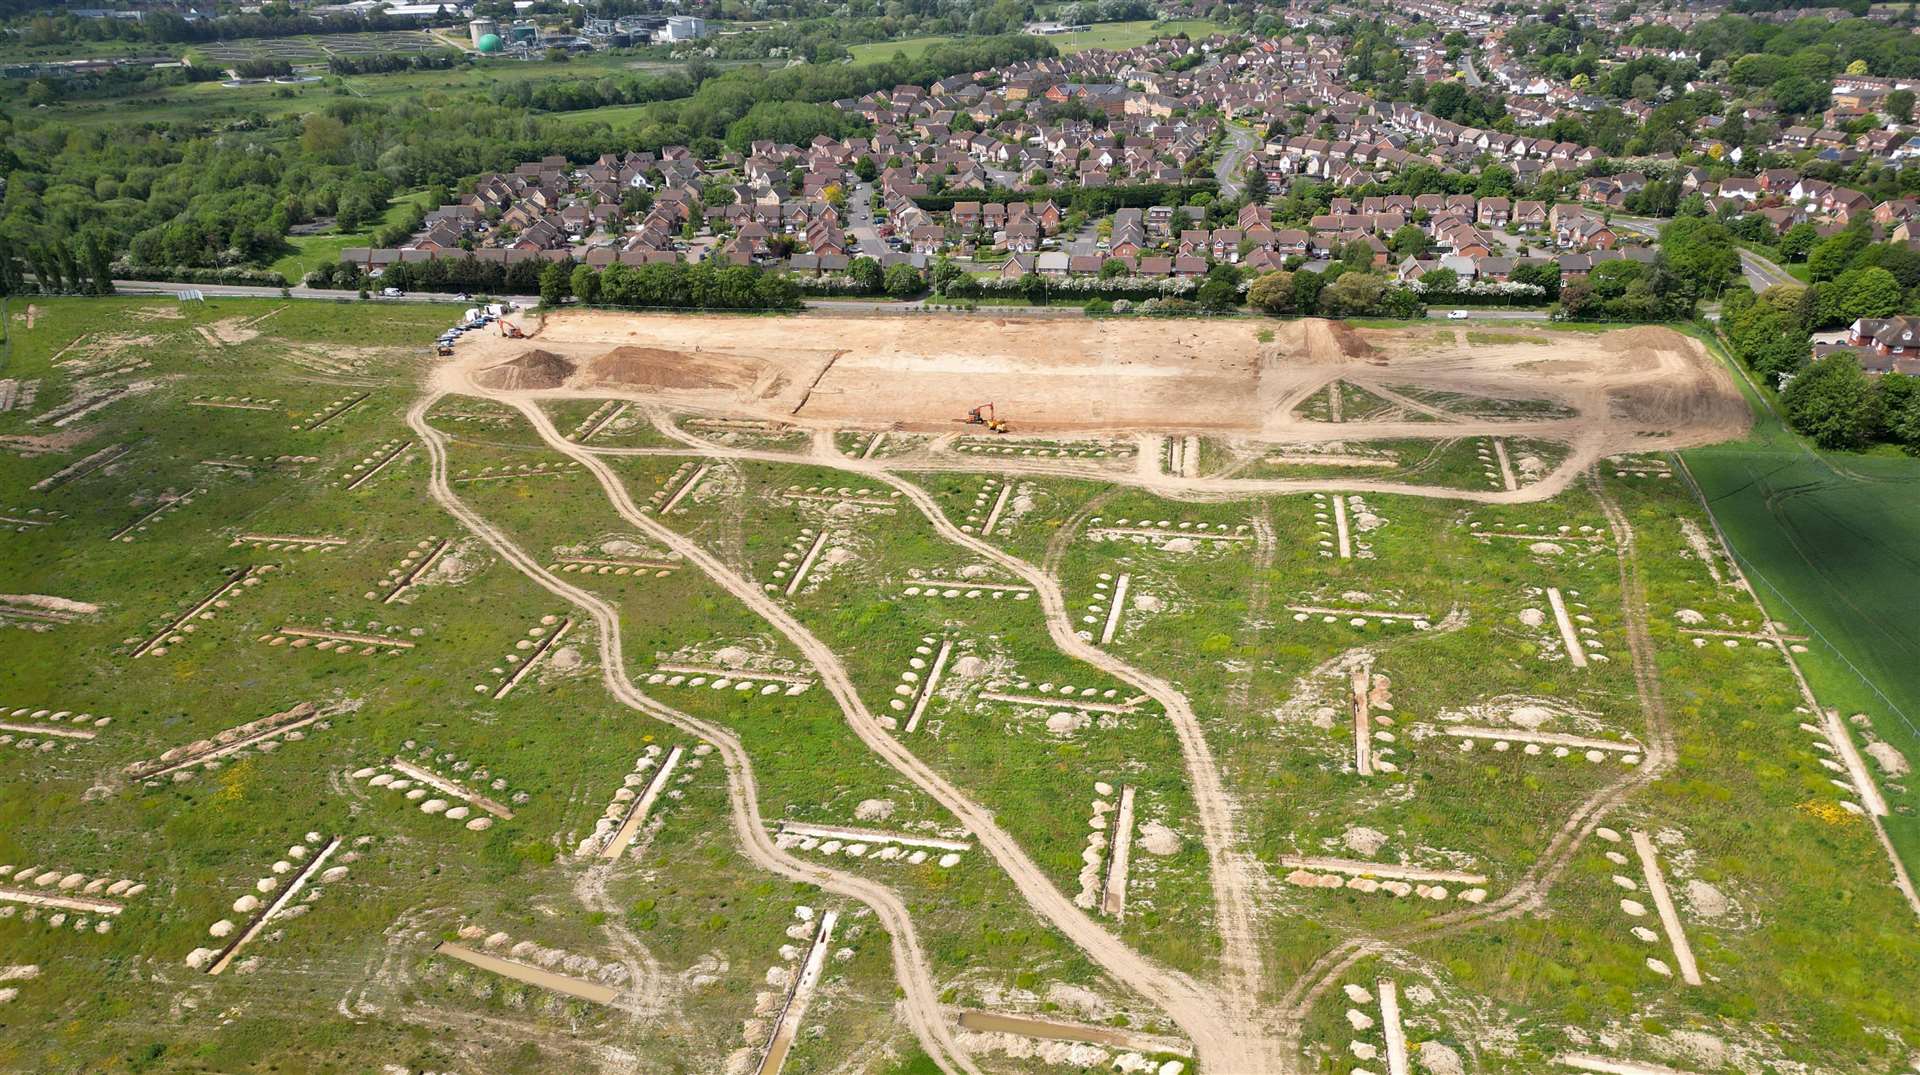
[476,33,503,53]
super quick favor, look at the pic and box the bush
[114,263,289,287]
[941,274,1199,302]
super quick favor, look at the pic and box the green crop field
[1682,337,1920,872]
[1,297,1917,1074]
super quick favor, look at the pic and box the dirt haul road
[477,393,1289,1072]
[407,394,982,1075]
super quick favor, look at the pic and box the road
[111,279,538,307]
[845,180,892,259]
[115,277,1543,321]
[1462,53,1484,87]
[1214,122,1262,199]
[1600,215,1798,293]
[1423,308,1550,321]
[1736,248,1797,291]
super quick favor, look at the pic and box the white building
[663,15,706,41]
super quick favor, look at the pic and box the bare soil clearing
[451,314,1743,460]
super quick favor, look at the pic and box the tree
[1100,258,1130,280]
[1783,353,1880,449]
[1293,267,1330,314]
[1318,272,1388,317]
[849,256,884,295]
[0,239,22,297]
[1197,277,1238,311]
[1730,303,1810,379]
[1658,216,1739,299]
[1888,89,1916,123]
[1247,271,1296,314]
[539,262,571,307]
[1808,230,1870,282]
[1846,59,1870,75]
[929,256,965,295]
[1779,223,1819,263]
[883,263,924,299]
[853,157,878,183]
[570,264,600,305]
[1881,372,1920,454]
[1419,267,1460,292]
[1769,74,1830,116]
[1389,224,1430,259]
[1822,267,1903,325]
[83,233,113,296]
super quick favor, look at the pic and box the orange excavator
[962,402,1008,433]
[500,321,526,339]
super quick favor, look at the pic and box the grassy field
[4,297,1919,1073]
[1047,19,1228,53]
[846,18,1226,63]
[847,35,961,64]
[1681,332,1920,871]
[268,189,440,285]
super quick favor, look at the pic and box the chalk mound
[1139,822,1180,855]
[1507,705,1555,729]
[1868,741,1910,777]
[1684,879,1730,919]
[580,345,771,393]
[1342,826,1388,856]
[854,798,895,821]
[0,594,99,615]
[1417,1041,1465,1075]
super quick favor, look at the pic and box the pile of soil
[1321,320,1377,362]
[474,349,575,391]
[579,346,766,391]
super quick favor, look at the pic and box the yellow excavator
[962,402,1007,433]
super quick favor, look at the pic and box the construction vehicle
[435,342,455,357]
[961,402,1008,433]
[500,321,526,339]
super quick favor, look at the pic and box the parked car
[1447,309,1470,320]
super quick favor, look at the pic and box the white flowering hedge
[1405,279,1548,303]
[945,274,1201,300]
